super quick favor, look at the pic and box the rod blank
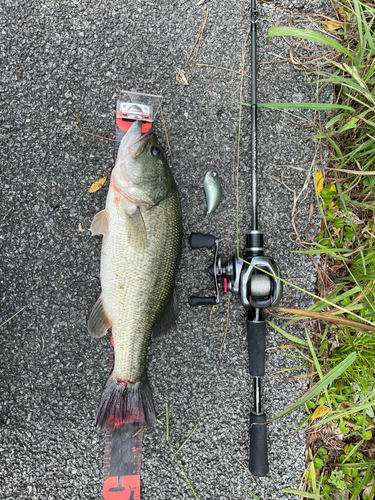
[251,0,258,232]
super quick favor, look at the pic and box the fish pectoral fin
[88,295,112,338]
[126,207,147,249]
[152,289,178,338]
[90,209,109,236]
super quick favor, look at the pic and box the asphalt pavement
[1,0,330,498]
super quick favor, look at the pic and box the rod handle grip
[249,412,269,476]
[189,296,216,307]
[189,233,216,249]
[247,320,266,377]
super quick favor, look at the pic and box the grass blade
[255,102,356,112]
[342,440,364,464]
[267,320,309,346]
[353,0,364,64]
[267,27,354,61]
[269,306,375,333]
[363,59,375,82]
[326,113,347,129]
[282,489,322,498]
[167,442,200,500]
[235,482,260,500]
[304,327,332,410]
[313,74,375,106]
[268,352,357,422]
[349,467,371,500]
[165,404,199,500]
[166,403,169,442]
[309,397,375,429]
[175,425,198,454]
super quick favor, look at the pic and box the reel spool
[250,274,271,297]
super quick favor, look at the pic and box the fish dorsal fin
[88,295,112,338]
[90,209,109,236]
[125,204,147,249]
[152,289,178,338]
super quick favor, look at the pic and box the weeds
[261,1,375,498]
[163,404,199,500]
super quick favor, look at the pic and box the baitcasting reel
[189,231,282,310]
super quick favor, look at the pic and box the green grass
[164,404,200,500]
[260,1,375,498]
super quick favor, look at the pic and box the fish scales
[103,185,181,382]
[89,120,182,430]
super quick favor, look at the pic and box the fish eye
[151,147,161,157]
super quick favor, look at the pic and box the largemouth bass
[88,120,182,430]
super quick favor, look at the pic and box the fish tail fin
[95,375,156,430]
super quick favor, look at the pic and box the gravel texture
[0,0,331,498]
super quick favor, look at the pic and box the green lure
[203,170,222,214]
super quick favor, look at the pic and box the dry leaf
[78,223,84,233]
[209,305,215,321]
[321,20,342,31]
[175,68,189,85]
[196,0,208,5]
[330,420,345,441]
[332,491,350,500]
[364,479,375,498]
[89,176,107,194]
[316,169,323,194]
[337,8,349,23]
[328,334,340,352]
[310,405,330,422]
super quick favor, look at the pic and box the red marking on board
[102,425,143,499]
[116,116,152,133]
[103,476,140,500]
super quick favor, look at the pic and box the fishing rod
[189,0,283,476]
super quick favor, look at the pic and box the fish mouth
[117,120,153,159]
[129,127,155,147]
[127,128,155,158]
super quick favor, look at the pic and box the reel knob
[189,233,215,249]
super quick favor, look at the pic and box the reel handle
[249,412,269,476]
[189,296,217,307]
[189,233,220,305]
[189,233,216,249]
